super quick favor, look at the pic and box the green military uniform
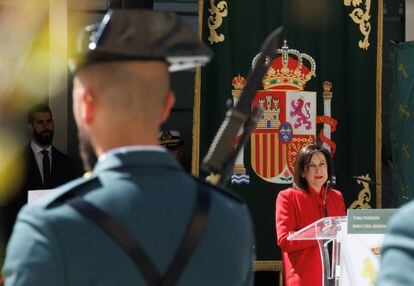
[375,201,414,285]
[3,149,255,285]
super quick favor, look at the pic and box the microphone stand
[323,180,331,217]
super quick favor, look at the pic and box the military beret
[159,130,183,148]
[69,9,212,73]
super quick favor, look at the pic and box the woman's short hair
[293,143,333,191]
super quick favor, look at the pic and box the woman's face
[303,151,328,193]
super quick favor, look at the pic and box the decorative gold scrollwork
[399,64,409,78]
[402,144,410,159]
[207,0,228,45]
[350,174,372,209]
[399,105,411,118]
[343,0,371,50]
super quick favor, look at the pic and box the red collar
[309,185,327,207]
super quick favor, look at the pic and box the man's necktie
[41,149,50,185]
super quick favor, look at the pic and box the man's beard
[33,130,53,146]
[78,128,98,172]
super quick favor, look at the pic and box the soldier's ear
[81,89,96,126]
[159,89,175,124]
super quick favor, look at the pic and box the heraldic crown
[252,40,316,90]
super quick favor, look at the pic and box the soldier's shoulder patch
[44,175,100,209]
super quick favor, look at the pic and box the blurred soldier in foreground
[376,203,414,285]
[2,9,255,286]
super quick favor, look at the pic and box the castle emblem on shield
[231,40,336,185]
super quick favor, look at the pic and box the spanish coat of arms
[231,40,337,185]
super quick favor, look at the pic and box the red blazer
[275,187,346,286]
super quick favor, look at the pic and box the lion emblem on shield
[290,98,311,130]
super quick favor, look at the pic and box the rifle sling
[67,182,211,286]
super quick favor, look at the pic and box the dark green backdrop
[194,0,382,261]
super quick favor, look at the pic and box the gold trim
[344,0,372,50]
[253,260,283,271]
[192,0,205,176]
[192,67,201,177]
[207,0,228,45]
[231,89,242,99]
[253,260,284,286]
[233,166,246,174]
[376,0,383,208]
[205,173,221,185]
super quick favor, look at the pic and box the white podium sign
[339,222,383,286]
[339,209,397,286]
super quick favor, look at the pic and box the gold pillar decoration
[322,81,333,153]
[207,0,228,45]
[231,75,247,175]
[343,0,371,50]
[350,174,372,209]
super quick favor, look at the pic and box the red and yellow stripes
[251,132,287,179]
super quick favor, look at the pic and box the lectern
[287,216,347,286]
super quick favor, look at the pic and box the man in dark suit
[2,9,255,286]
[23,103,76,191]
[0,104,76,266]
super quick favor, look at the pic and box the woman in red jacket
[275,143,346,286]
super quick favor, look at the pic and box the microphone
[352,176,393,191]
[323,180,331,217]
[352,176,376,184]
[331,175,336,187]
